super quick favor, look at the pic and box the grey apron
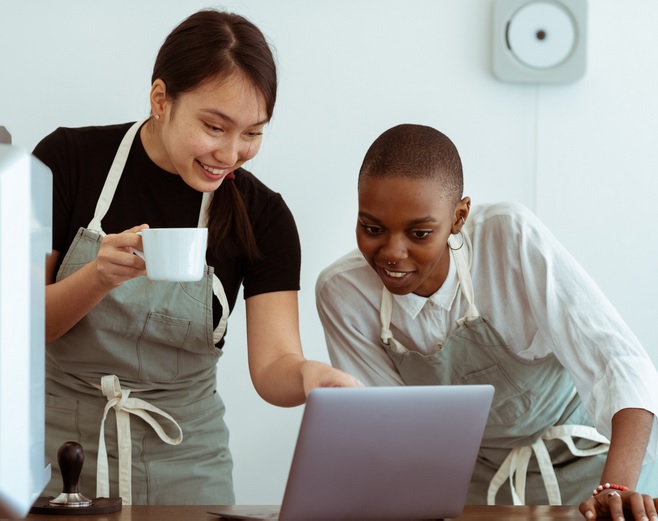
[45,120,234,505]
[380,233,610,505]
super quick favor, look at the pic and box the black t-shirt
[33,122,301,346]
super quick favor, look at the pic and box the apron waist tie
[487,424,610,506]
[95,375,183,504]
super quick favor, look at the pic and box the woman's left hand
[300,360,364,396]
[579,489,658,520]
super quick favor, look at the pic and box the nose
[379,234,407,264]
[213,135,242,166]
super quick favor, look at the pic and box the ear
[149,79,168,120]
[450,197,471,235]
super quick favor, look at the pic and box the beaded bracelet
[592,483,630,497]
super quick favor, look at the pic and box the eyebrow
[200,108,269,127]
[358,211,439,226]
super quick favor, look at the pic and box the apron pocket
[463,364,531,425]
[137,312,190,382]
[46,394,80,444]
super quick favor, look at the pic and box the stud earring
[154,114,160,120]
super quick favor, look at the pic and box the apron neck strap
[380,289,394,345]
[448,234,480,323]
[88,120,146,233]
[197,192,212,228]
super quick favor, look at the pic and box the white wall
[2,0,657,504]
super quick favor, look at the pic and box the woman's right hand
[93,224,149,288]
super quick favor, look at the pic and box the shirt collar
[392,250,460,319]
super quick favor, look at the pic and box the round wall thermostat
[492,0,587,83]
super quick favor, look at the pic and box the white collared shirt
[316,202,658,461]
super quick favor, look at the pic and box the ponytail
[207,181,260,261]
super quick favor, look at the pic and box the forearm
[246,292,364,407]
[46,259,113,343]
[600,407,654,489]
[250,352,308,407]
[246,292,306,406]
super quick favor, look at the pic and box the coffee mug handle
[133,231,145,260]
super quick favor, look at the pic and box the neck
[140,118,176,174]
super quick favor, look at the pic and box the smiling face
[357,176,468,297]
[143,70,268,192]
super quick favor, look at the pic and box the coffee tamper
[30,441,122,515]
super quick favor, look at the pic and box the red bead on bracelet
[592,483,630,496]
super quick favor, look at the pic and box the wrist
[592,483,630,497]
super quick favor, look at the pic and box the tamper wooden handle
[58,441,84,494]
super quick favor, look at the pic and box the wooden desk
[1,504,586,520]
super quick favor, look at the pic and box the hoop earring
[448,231,464,251]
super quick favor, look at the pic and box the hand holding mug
[94,225,149,288]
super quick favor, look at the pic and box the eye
[410,229,433,239]
[204,122,224,133]
[359,222,383,236]
[246,131,264,137]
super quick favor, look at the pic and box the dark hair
[358,124,464,206]
[152,9,278,260]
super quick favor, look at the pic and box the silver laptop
[211,385,493,521]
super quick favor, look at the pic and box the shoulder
[467,202,548,240]
[34,123,134,153]
[224,168,302,298]
[233,167,283,203]
[466,202,566,269]
[33,122,136,170]
[232,167,293,220]
[469,201,538,226]
[316,249,380,300]
[316,250,384,329]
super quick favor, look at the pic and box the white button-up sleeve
[316,250,404,387]
[471,203,658,462]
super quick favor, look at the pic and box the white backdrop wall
[1,0,656,504]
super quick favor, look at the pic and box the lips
[376,264,411,288]
[197,160,232,180]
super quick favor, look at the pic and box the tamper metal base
[49,491,93,507]
[30,496,122,515]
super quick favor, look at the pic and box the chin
[380,280,415,296]
[190,176,225,193]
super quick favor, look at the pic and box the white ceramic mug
[134,228,208,282]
